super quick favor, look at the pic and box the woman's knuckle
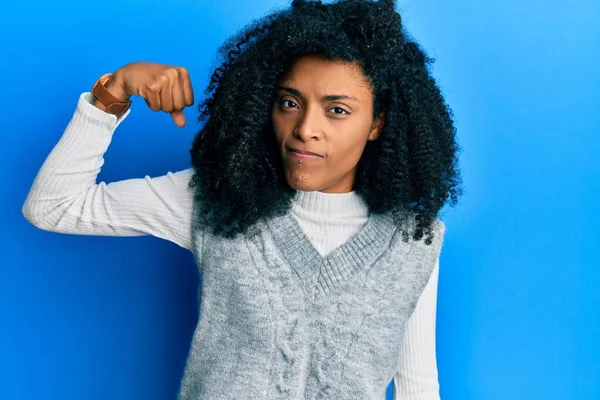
[165,67,179,78]
[147,81,160,92]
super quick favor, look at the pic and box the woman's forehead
[277,55,373,98]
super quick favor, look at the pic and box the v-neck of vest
[265,210,397,305]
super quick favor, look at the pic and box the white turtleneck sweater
[22,93,441,399]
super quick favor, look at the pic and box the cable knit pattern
[264,212,397,398]
[177,208,444,399]
[22,92,444,399]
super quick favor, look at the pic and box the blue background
[1,0,598,399]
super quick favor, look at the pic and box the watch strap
[91,73,131,115]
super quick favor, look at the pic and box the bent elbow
[22,201,45,229]
[21,199,56,231]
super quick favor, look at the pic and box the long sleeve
[22,92,195,250]
[392,257,441,399]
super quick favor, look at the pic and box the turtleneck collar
[290,189,369,221]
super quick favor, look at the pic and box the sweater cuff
[77,92,131,130]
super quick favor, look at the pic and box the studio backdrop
[1,0,598,399]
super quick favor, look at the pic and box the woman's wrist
[92,72,130,112]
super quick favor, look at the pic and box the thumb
[171,110,186,127]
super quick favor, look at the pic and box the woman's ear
[368,111,386,141]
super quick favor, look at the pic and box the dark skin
[272,54,386,194]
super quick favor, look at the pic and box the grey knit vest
[177,207,445,399]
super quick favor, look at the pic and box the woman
[22,0,462,398]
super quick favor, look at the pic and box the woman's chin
[288,181,319,192]
[285,172,320,192]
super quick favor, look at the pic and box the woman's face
[272,54,385,193]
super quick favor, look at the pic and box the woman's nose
[293,107,323,141]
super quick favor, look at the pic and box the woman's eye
[279,99,298,109]
[330,107,349,115]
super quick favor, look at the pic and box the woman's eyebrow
[275,85,361,103]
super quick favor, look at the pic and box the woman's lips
[288,149,324,161]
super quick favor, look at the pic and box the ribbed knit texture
[22,92,442,399]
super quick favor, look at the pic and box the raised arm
[22,63,197,250]
[392,257,441,399]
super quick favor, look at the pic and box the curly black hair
[188,0,463,245]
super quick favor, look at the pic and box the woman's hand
[97,62,195,127]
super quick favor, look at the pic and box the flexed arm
[22,63,197,250]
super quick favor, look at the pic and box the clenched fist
[96,62,194,127]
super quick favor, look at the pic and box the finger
[171,110,186,127]
[160,75,174,112]
[172,79,186,112]
[180,68,194,106]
